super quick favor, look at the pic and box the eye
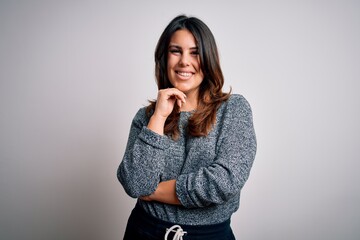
[169,48,181,55]
[191,50,199,56]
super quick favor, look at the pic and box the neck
[180,91,198,112]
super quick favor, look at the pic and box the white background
[1,0,359,239]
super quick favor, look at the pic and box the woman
[117,15,256,240]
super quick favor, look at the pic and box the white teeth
[177,72,192,77]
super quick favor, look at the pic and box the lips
[175,71,194,79]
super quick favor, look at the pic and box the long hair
[147,15,230,139]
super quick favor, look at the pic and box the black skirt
[123,202,236,240]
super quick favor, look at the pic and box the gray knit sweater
[117,94,256,225]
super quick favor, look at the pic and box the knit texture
[118,94,257,225]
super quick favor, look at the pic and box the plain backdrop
[1,0,359,239]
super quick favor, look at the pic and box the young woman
[117,15,257,240]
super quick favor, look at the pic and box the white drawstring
[164,225,187,240]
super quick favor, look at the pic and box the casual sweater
[117,94,257,225]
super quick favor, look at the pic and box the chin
[174,85,191,93]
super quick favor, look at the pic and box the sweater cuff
[176,174,196,208]
[138,126,169,149]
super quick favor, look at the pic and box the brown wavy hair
[147,15,230,140]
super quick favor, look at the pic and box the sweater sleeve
[176,95,257,208]
[117,108,169,198]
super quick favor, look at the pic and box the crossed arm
[118,91,256,208]
[140,179,181,205]
[138,88,186,205]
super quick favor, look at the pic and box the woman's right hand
[147,88,186,135]
[154,88,187,118]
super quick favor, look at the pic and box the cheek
[166,60,172,73]
[199,70,204,79]
[167,54,177,66]
[166,60,175,83]
[193,59,201,71]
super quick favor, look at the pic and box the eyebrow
[168,44,198,50]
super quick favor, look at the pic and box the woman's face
[167,29,204,98]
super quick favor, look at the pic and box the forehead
[169,29,197,47]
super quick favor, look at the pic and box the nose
[179,52,190,66]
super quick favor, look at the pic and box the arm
[117,109,169,197]
[140,180,181,205]
[141,95,257,208]
[176,96,257,208]
[117,89,186,198]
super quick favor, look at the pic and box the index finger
[163,88,186,103]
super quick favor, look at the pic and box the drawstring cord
[164,225,187,240]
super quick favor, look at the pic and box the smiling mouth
[176,71,193,79]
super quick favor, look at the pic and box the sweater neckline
[180,109,196,114]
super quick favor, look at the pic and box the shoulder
[134,106,148,118]
[216,94,254,129]
[221,94,253,115]
[215,94,255,137]
[132,106,150,127]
